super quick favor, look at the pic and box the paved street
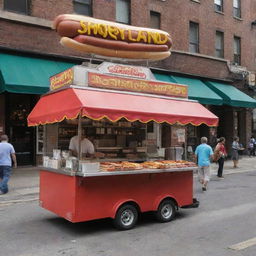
[0,157,256,256]
[2,156,255,203]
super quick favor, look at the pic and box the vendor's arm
[70,149,78,157]
[84,140,95,158]
[84,141,105,158]
[94,152,105,158]
[11,153,17,168]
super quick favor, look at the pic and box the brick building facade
[0,0,256,164]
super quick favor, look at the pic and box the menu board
[171,126,186,146]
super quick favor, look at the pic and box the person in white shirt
[69,134,95,158]
[0,134,17,194]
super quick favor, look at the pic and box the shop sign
[97,62,154,80]
[50,68,74,91]
[107,65,146,79]
[176,128,186,143]
[88,72,188,98]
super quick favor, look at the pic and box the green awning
[0,53,76,94]
[172,76,223,105]
[205,81,256,108]
[153,73,223,105]
[153,73,177,83]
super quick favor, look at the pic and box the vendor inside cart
[69,129,95,158]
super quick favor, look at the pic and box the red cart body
[40,168,195,223]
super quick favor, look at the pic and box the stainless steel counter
[40,166,198,177]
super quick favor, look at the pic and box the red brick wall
[31,0,116,21]
[152,52,230,80]
[31,0,72,20]
[144,0,256,71]
[0,0,255,73]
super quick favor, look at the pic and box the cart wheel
[113,204,138,230]
[156,199,176,223]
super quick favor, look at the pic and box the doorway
[6,93,37,166]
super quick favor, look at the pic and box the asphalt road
[1,170,256,256]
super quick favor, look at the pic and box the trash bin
[165,147,184,160]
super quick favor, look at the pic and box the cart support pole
[184,137,187,160]
[78,113,82,160]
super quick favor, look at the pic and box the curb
[0,187,39,205]
[0,197,38,206]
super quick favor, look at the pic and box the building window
[116,0,131,24]
[214,0,223,12]
[233,0,241,18]
[189,22,199,53]
[215,31,224,58]
[150,11,161,29]
[3,0,30,15]
[73,0,93,16]
[234,36,241,65]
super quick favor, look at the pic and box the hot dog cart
[27,61,218,230]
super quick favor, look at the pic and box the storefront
[0,51,78,165]
[154,73,256,154]
[1,50,255,164]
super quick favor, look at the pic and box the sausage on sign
[53,14,172,60]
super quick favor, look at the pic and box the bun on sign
[53,14,172,61]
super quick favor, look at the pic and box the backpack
[212,144,221,162]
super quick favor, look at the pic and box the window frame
[73,0,93,17]
[215,31,224,58]
[150,11,161,29]
[214,0,223,13]
[116,0,131,25]
[189,21,199,53]
[3,0,30,15]
[233,0,241,18]
[233,36,241,65]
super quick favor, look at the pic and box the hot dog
[53,14,172,60]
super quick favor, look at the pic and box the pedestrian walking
[248,136,256,157]
[248,138,254,157]
[231,137,240,168]
[254,137,256,156]
[194,137,213,191]
[214,137,227,179]
[0,134,17,195]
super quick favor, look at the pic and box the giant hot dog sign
[53,14,172,60]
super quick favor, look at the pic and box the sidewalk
[0,156,256,204]
[0,166,40,204]
[210,155,256,175]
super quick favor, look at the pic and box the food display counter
[27,14,219,230]
[42,162,198,177]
